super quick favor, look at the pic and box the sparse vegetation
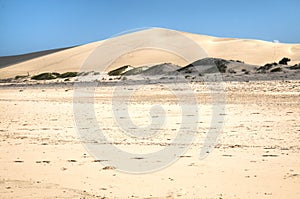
[264,62,278,68]
[30,71,78,80]
[270,67,282,72]
[108,65,132,76]
[215,60,227,73]
[279,57,291,65]
[230,60,244,63]
[228,69,236,74]
[257,62,277,73]
[78,72,90,76]
[57,72,78,78]
[31,73,57,80]
[15,75,28,79]
[288,63,300,70]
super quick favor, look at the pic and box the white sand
[0,81,300,198]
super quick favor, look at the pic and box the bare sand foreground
[0,80,300,198]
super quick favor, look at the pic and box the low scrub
[31,72,78,80]
[279,57,291,65]
[270,67,282,72]
[31,73,57,80]
[108,65,133,76]
[15,75,29,79]
[57,72,78,78]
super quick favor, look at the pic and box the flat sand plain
[0,80,300,198]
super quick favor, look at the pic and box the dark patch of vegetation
[52,72,60,76]
[31,71,78,80]
[78,72,90,76]
[230,60,244,63]
[215,60,227,73]
[227,69,236,74]
[244,70,250,74]
[288,63,300,70]
[0,78,13,83]
[270,67,282,72]
[15,75,28,80]
[279,57,291,65]
[108,65,132,76]
[265,62,278,68]
[257,62,277,73]
[31,72,57,80]
[57,72,78,78]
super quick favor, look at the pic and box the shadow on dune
[0,46,77,69]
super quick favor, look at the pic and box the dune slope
[0,28,299,79]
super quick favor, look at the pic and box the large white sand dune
[0,28,299,78]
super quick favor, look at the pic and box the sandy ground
[0,80,300,198]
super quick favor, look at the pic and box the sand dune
[0,46,75,69]
[0,28,300,79]
[1,28,300,198]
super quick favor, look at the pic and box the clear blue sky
[0,0,299,56]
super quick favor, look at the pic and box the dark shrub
[288,64,300,70]
[215,60,227,73]
[15,75,28,79]
[270,67,282,72]
[31,73,57,80]
[52,72,60,76]
[265,62,277,67]
[108,65,132,76]
[228,68,236,73]
[230,60,244,63]
[57,72,78,78]
[279,57,291,65]
[257,62,278,73]
[78,72,90,76]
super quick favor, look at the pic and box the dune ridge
[0,28,299,79]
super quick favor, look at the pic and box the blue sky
[0,0,299,56]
